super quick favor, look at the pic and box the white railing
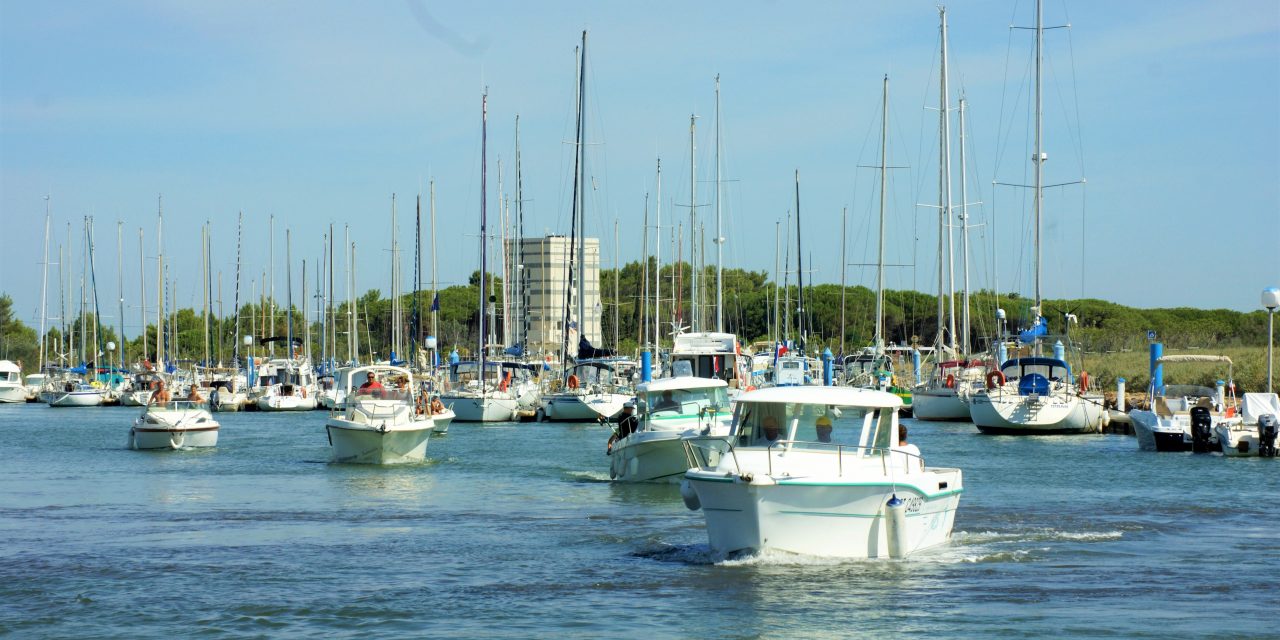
[683,436,926,478]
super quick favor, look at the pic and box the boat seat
[1155,398,1174,419]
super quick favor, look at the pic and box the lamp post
[1264,287,1279,394]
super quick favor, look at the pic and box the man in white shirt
[892,424,921,471]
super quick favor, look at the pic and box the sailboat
[966,0,1104,434]
[439,90,524,422]
[256,230,319,411]
[837,76,913,412]
[913,8,988,421]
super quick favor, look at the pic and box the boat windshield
[642,386,729,416]
[731,402,871,447]
[1001,358,1071,382]
[1163,384,1215,399]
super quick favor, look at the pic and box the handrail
[684,436,926,478]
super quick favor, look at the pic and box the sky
[2,0,1278,340]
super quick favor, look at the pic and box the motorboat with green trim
[608,376,731,483]
[681,386,962,559]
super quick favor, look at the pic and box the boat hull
[430,409,454,434]
[325,420,432,464]
[968,390,1103,434]
[542,393,630,422]
[210,392,248,412]
[911,387,971,421]
[0,385,27,404]
[685,472,961,559]
[443,395,518,422]
[256,395,318,411]
[47,390,105,407]
[610,430,691,483]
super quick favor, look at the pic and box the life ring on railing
[945,374,955,389]
[1079,371,1090,392]
[567,374,580,390]
[499,371,511,392]
[985,370,1006,390]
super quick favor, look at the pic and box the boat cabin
[998,357,1073,396]
[671,332,748,388]
[728,386,901,453]
[637,377,730,424]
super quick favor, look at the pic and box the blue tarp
[1019,316,1048,344]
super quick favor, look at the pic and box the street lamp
[1264,287,1279,394]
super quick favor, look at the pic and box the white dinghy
[608,377,731,483]
[682,386,963,559]
[325,365,434,464]
[1216,393,1280,457]
[129,399,220,450]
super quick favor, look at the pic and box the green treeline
[1,262,1273,376]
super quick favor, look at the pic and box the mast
[327,222,334,369]
[138,227,146,361]
[959,95,972,355]
[430,182,439,349]
[345,225,353,364]
[940,6,957,352]
[156,196,164,368]
[839,206,847,354]
[351,241,359,363]
[415,194,422,356]
[116,221,125,370]
[714,74,724,333]
[613,219,619,349]
[390,193,399,361]
[876,75,889,352]
[514,115,524,349]
[479,89,488,385]
[497,159,508,347]
[269,214,274,355]
[794,170,804,353]
[1033,0,1045,329]
[285,228,293,360]
[774,220,781,349]
[232,212,243,367]
[202,222,210,365]
[576,32,588,353]
[653,159,662,351]
[640,194,649,348]
[688,114,697,332]
[38,196,50,372]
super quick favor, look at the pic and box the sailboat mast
[269,214,274,356]
[430,182,439,347]
[774,220,781,348]
[688,114,697,333]
[116,221,125,370]
[959,95,972,355]
[285,228,293,358]
[613,219,619,349]
[38,197,50,372]
[345,225,353,364]
[840,206,847,354]
[653,159,662,350]
[514,116,524,349]
[390,193,399,361]
[640,194,649,348]
[479,89,488,383]
[202,223,210,365]
[415,194,422,354]
[714,74,723,333]
[232,212,243,366]
[941,6,957,352]
[1033,0,1045,323]
[794,171,804,352]
[876,75,888,351]
[138,228,146,360]
[576,32,587,353]
[156,196,164,367]
[351,241,359,363]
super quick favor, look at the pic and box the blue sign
[1147,330,1157,341]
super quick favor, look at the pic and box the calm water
[0,403,1274,638]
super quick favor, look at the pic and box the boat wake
[563,470,612,483]
[933,528,1125,564]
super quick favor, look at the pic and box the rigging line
[1061,0,1087,177]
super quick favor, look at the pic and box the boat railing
[683,436,925,477]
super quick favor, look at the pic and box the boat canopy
[639,376,727,393]
[342,365,413,393]
[0,360,20,374]
[735,386,902,409]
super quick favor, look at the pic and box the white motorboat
[22,373,48,402]
[1216,393,1280,457]
[118,371,166,406]
[841,348,915,413]
[0,360,25,404]
[968,355,1104,434]
[429,406,455,434]
[45,381,105,407]
[682,386,963,559]
[608,376,731,483]
[540,359,635,422]
[670,332,751,394]
[254,358,319,411]
[1130,355,1238,452]
[129,400,220,450]
[325,365,434,464]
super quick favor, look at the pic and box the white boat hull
[443,395,518,422]
[968,390,1103,434]
[910,387,971,421]
[129,408,220,450]
[326,419,432,464]
[609,430,691,483]
[47,390,105,407]
[430,408,454,434]
[542,392,631,422]
[210,391,248,412]
[256,394,318,411]
[0,385,27,403]
[119,390,153,407]
[686,471,961,559]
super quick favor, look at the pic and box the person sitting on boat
[357,372,384,398]
[430,395,445,414]
[651,390,680,412]
[815,415,834,443]
[892,424,922,470]
[186,385,204,403]
[606,402,639,455]
[762,415,783,444]
[149,380,171,405]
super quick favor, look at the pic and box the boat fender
[1079,371,1090,392]
[945,374,955,389]
[567,374,579,390]
[300,387,307,398]
[885,495,908,559]
[985,370,1006,390]
[499,371,511,392]
[679,479,701,511]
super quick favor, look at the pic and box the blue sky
[2,0,1277,339]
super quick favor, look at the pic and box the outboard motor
[1189,406,1214,454]
[1258,414,1279,458]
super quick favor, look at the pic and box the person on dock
[606,402,639,455]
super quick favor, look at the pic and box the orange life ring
[567,374,579,390]
[985,370,1006,390]
[300,387,307,398]
[1079,371,1090,391]
[945,374,956,389]
[499,371,512,392]
[745,385,757,392]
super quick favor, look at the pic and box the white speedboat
[608,376,731,483]
[325,365,434,464]
[682,386,963,559]
[968,356,1104,434]
[46,381,105,407]
[129,400,220,450]
[22,372,48,402]
[1130,356,1239,452]
[1216,393,1280,457]
[0,360,25,404]
[254,358,319,411]
[540,359,635,422]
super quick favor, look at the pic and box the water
[0,404,1274,638]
